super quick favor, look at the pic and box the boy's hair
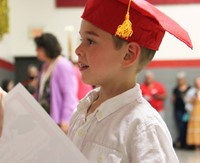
[34,33,62,59]
[112,35,127,50]
[137,48,156,73]
[112,35,156,73]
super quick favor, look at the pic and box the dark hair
[1,79,13,92]
[34,33,62,59]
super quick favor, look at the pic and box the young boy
[67,0,192,162]
[0,0,193,162]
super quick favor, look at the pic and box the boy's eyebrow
[84,31,100,37]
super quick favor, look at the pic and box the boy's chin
[81,78,95,86]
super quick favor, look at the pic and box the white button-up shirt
[68,84,179,163]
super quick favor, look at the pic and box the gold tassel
[115,0,133,40]
[0,0,9,39]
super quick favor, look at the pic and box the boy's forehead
[80,20,97,31]
[81,0,192,50]
[80,20,112,38]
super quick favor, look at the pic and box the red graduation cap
[81,0,193,50]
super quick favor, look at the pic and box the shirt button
[97,154,105,163]
[97,111,103,120]
[77,129,85,137]
[137,97,142,103]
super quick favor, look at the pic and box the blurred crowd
[140,71,200,151]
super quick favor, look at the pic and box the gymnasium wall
[0,0,199,62]
[138,60,200,140]
[0,0,200,140]
[0,59,14,86]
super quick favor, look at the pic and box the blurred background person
[172,72,191,149]
[185,77,200,150]
[1,79,14,92]
[34,33,78,134]
[22,64,39,98]
[140,71,166,119]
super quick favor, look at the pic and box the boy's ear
[122,42,141,67]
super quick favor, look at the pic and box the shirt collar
[77,87,100,113]
[77,84,143,121]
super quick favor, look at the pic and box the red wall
[56,0,87,7]
[0,58,199,72]
[0,59,15,72]
[147,59,200,69]
[56,0,200,7]
[148,0,200,4]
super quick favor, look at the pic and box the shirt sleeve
[159,83,166,96]
[131,122,179,163]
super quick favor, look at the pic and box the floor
[176,149,200,163]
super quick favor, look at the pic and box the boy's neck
[99,71,137,101]
[99,82,136,101]
[86,78,136,116]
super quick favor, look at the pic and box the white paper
[0,83,89,163]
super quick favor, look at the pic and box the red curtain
[56,0,200,7]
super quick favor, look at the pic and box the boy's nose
[75,45,84,57]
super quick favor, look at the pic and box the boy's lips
[78,62,89,71]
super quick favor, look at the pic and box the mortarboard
[81,0,193,50]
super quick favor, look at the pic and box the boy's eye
[87,39,95,45]
[79,38,95,45]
